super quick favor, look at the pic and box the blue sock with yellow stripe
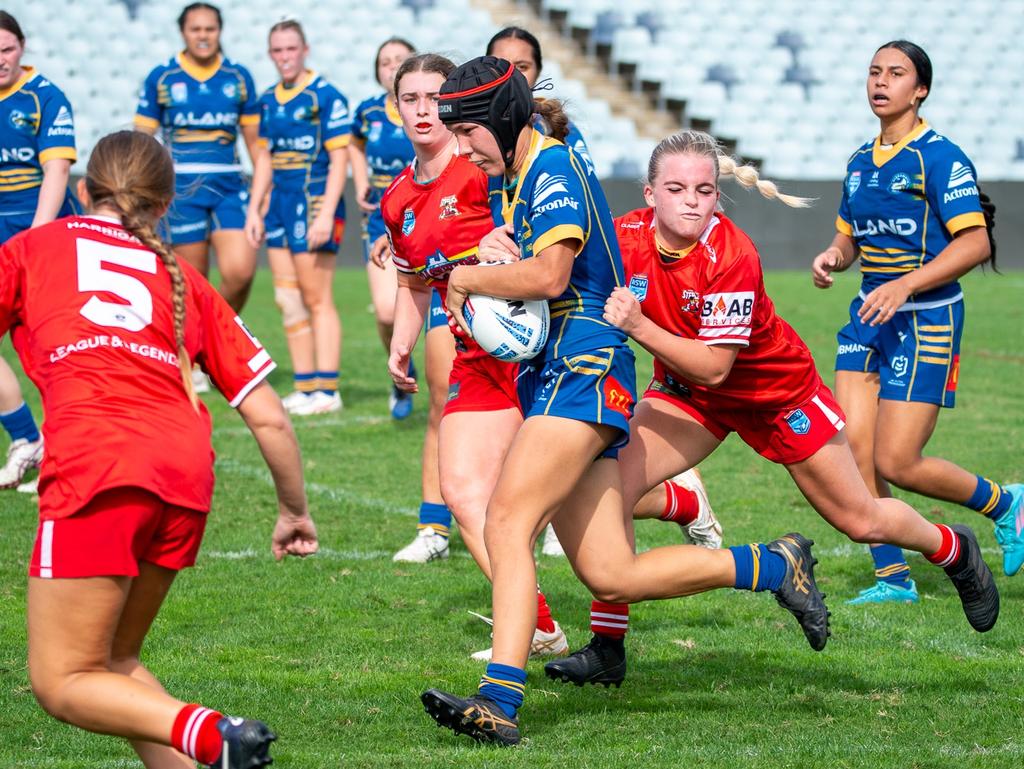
[294,372,317,394]
[869,544,912,587]
[966,476,1013,520]
[316,370,339,396]
[418,502,451,539]
[729,544,785,592]
[479,663,526,718]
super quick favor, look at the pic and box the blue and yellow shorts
[265,179,346,255]
[164,172,248,245]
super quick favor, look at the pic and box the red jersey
[380,154,495,360]
[0,215,275,520]
[615,208,819,410]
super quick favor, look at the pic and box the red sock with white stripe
[660,480,699,527]
[590,601,629,640]
[536,590,556,634]
[923,524,962,568]
[171,704,223,765]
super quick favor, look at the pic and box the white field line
[214,458,417,518]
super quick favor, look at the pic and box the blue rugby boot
[993,483,1024,577]
[846,579,919,605]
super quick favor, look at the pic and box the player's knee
[273,284,310,330]
[874,450,917,489]
[836,508,886,544]
[30,671,76,723]
[441,480,485,532]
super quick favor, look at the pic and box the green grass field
[1,268,1022,768]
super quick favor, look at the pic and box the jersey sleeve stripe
[134,114,160,129]
[324,136,351,151]
[247,349,272,373]
[38,147,77,164]
[533,223,585,256]
[238,114,260,126]
[835,216,852,236]
[945,211,986,235]
[228,360,277,409]
[699,326,752,338]
[703,337,750,347]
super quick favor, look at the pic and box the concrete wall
[333,180,1021,269]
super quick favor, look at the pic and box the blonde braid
[115,193,199,412]
[716,154,813,209]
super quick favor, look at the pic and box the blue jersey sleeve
[564,121,594,173]
[836,174,853,237]
[134,66,163,130]
[351,97,373,142]
[926,143,985,236]
[322,86,352,151]
[527,149,590,256]
[239,66,260,127]
[256,93,272,143]
[36,83,76,164]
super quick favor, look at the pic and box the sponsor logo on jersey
[170,82,188,104]
[531,197,579,217]
[852,218,918,237]
[402,209,415,236]
[172,111,237,127]
[367,121,383,143]
[52,105,73,128]
[867,170,880,188]
[701,291,754,326]
[784,409,811,435]
[438,195,460,220]
[847,170,861,196]
[943,186,979,204]
[329,99,348,121]
[532,172,570,209]
[837,342,870,356]
[222,82,237,99]
[0,146,35,163]
[888,172,911,193]
[619,221,643,230]
[947,161,975,189]
[273,135,315,151]
[628,273,648,301]
[681,289,700,314]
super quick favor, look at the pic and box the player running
[0,11,79,492]
[245,19,350,416]
[380,53,567,657]
[350,37,420,420]
[135,3,261,316]
[811,40,1023,603]
[538,130,1000,695]
[419,60,845,746]
[3,130,317,769]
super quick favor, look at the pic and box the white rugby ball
[462,294,549,362]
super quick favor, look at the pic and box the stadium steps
[468,0,680,142]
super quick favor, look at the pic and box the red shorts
[29,487,207,579]
[644,380,846,465]
[442,352,521,416]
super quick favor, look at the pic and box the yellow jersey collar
[384,96,402,125]
[872,119,929,167]
[0,66,36,101]
[176,51,223,83]
[275,70,316,105]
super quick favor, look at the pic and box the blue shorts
[835,296,964,408]
[516,345,636,459]
[360,209,387,264]
[0,191,79,244]
[164,172,248,245]
[426,291,447,332]
[265,181,345,255]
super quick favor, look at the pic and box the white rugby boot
[0,437,43,489]
[392,527,450,563]
[673,468,723,549]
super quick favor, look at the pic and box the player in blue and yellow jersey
[0,11,79,492]
[812,40,1024,600]
[134,3,260,315]
[244,19,350,416]
[487,27,594,178]
[349,37,419,420]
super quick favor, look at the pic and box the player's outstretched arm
[236,381,318,560]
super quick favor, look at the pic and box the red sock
[924,524,962,568]
[660,480,699,526]
[536,590,556,633]
[171,704,223,765]
[590,600,629,640]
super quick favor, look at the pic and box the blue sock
[966,475,1013,520]
[478,663,526,719]
[316,371,339,396]
[294,372,317,394]
[0,402,39,443]
[869,544,912,587]
[729,544,786,592]
[407,359,417,381]
[418,502,451,538]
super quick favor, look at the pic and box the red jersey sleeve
[696,222,761,348]
[187,268,276,407]
[380,171,415,276]
[0,232,26,337]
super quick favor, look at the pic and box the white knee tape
[274,285,310,330]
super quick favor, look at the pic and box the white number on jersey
[77,238,157,332]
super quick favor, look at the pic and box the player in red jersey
[544,129,1000,691]
[379,53,568,660]
[0,131,317,768]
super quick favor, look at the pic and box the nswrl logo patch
[402,209,415,236]
[785,409,810,435]
[628,273,648,301]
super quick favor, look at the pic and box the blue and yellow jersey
[0,67,76,214]
[351,92,413,241]
[489,128,627,360]
[134,53,259,174]
[836,120,986,309]
[531,113,594,175]
[256,71,351,192]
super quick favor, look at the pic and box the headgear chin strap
[438,56,533,168]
